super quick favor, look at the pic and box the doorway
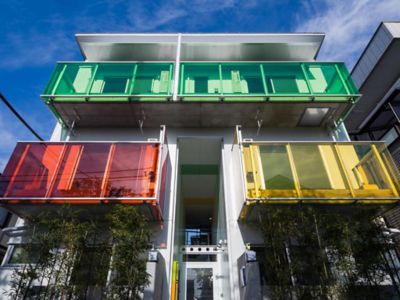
[174,138,229,299]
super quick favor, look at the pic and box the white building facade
[1,33,400,299]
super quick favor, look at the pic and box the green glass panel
[291,145,331,189]
[88,97,129,102]
[304,64,347,94]
[55,64,96,95]
[224,96,265,102]
[337,64,359,94]
[44,64,65,94]
[268,95,312,102]
[313,96,350,102]
[259,145,295,189]
[133,64,171,94]
[90,64,135,94]
[221,64,265,94]
[263,64,309,94]
[181,64,221,94]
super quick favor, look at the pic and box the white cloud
[0,0,239,69]
[0,30,76,69]
[296,0,400,68]
[125,0,236,31]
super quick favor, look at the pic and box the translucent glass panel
[52,64,97,95]
[0,142,160,200]
[180,62,358,100]
[221,64,265,94]
[181,64,220,94]
[242,143,400,202]
[132,64,172,94]
[44,63,173,99]
[303,64,346,94]
[90,64,134,94]
[186,268,214,299]
[263,64,309,94]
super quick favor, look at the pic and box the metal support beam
[172,34,182,101]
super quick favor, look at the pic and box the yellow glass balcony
[241,142,400,206]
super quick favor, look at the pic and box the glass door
[180,262,218,300]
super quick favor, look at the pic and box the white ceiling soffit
[75,33,325,62]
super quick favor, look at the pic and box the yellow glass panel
[241,142,400,203]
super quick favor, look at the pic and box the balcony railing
[179,62,359,101]
[241,142,400,207]
[42,62,174,101]
[0,131,167,220]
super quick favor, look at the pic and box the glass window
[304,64,346,94]
[51,144,110,198]
[54,64,96,95]
[181,64,220,94]
[186,268,214,299]
[337,144,395,195]
[90,64,134,94]
[1,142,162,200]
[259,145,295,190]
[0,143,64,198]
[221,64,264,94]
[263,64,309,94]
[105,144,159,198]
[381,127,399,146]
[133,64,171,94]
[291,145,331,189]
[8,245,40,265]
[102,77,130,93]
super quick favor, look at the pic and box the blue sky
[0,0,399,170]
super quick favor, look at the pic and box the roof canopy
[75,33,325,62]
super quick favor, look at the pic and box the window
[381,127,399,146]
[8,244,41,265]
[194,77,209,93]
[267,76,299,93]
[102,77,129,93]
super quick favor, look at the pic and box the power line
[0,93,43,141]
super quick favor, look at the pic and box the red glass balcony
[0,137,167,221]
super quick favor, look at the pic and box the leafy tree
[105,205,152,299]
[5,205,152,300]
[257,206,397,299]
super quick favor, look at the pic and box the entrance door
[180,262,218,300]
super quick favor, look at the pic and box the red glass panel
[0,143,64,197]
[0,142,162,203]
[104,144,159,197]
[50,143,110,197]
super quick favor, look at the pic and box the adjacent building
[346,21,400,230]
[0,32,400,299]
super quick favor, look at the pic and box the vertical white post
[172,33,182,101]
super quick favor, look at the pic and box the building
[0,32,400,299]
[346,22,400,230]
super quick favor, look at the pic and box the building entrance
[173,137,230,299]
[180,261,219,300]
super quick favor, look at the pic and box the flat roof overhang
[346,25,400,133]
[76,33,325,62]
[48,100,353,128]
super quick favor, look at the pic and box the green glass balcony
[42,62,174,102]
[179,62,359,102]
